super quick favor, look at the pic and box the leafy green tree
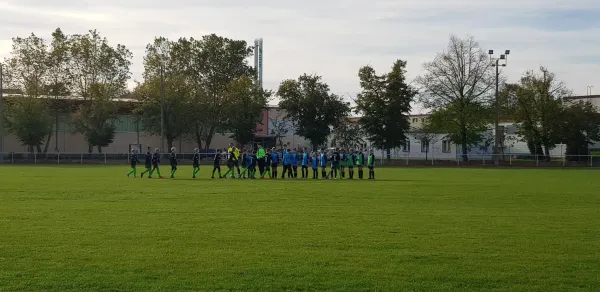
[45,28,72,153]
[223,75,270,146]
[330,119,365,150]
[4,97,53,152]
[356,60,416,153]
[2,32,54,152]
[416,35,495,161]
[513,67,570,160]
[188,34,255,149]
[68,29,132,153]
[135,37,194,151]
[278,74,350,150]
[561,100,600,160]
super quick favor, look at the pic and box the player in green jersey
[367,150,375,180]
[356,149,365,179]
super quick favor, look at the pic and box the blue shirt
[246,154,253,167]
[302,153,308,166]
[282,150,290,165]
[320,153,327,167]
[271,152,279,164]
[291,153,298,166]
[312,156,318,169]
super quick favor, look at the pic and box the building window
[403,140,410,152]
[420,139,429,152]
[442,140,451,153]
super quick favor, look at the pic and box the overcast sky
[1,0,599,113]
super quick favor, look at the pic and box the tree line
[1,28,599,160]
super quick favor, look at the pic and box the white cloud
[1,0,599,111]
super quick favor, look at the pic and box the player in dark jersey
[140,147,152,178]
[169,147,178,179]
[250,150,258,179]
[126,149,139,178]
[149,148,163,179]
[211,150,222,179]
[264,148,272,179]
[192,148,200,178]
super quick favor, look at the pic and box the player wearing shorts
[368,150,375,180]
[192,148,200,178]
[357,149,365,179]
[169,147,178,179]
[140,147,152,178]
[149,148,163,179]
[319,149,328,179]
[127,149,138,178]
[340,149,347,179]
[270,147,279,179]
[264,149,272,179]
[347,149,356,179]
[311,151,319,179]
[211,150,223,179]
[301,147,309,179]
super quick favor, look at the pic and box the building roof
[564,95,600,100]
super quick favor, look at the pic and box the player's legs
[292,166,297,178]
[170,165,177,178]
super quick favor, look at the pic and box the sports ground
[0,166,598,291]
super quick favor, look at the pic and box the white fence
[0,152,599,167]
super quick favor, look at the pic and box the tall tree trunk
[194,127,203,151]
[88,144,93,154]
[36,145,42,153]
[28,145,34,153]
[97,146,102,153]
[204,126,216,150]
[543,144,551,162]
[43,131,53,153]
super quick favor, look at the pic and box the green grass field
[0,166,599,291]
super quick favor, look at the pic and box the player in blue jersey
[270,147,279,179]
[311,151,319,179]
[290,148,298,178]
[319,148,328,179]
[301,147,309,179]
[281,149,291,179]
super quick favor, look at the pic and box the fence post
[80,153,83,164]
[590,155,593,167]
[11,152,13,164]
[482,155,485,165]
[536,154,539,167]
[58,153,60,164]
[34,152,37,164]
[104,153,107,164]
[509,153,512,166]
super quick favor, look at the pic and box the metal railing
[0,152,599,168]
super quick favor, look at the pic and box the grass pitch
[0,166,599,291]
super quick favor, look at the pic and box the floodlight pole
[0,63,4,163]
[489,49,510,163]
[587,85,594,95]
